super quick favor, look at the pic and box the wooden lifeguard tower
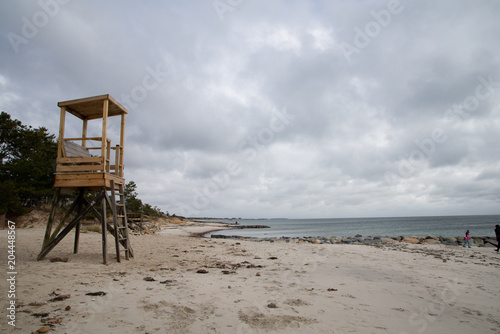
[37,94,133,264]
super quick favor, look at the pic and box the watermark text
[6,220,16,327]
[7,0,71,54]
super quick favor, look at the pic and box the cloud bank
[1,0,499,218]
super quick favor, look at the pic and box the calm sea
[205,215,500,238]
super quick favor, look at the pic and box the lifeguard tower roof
[58,94,128,120]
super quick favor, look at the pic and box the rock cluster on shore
[128,220,162,234]
[228,224,270,229]
[129,215,191,235]
[210,233,498,247]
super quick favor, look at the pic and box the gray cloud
[1,0,499,218]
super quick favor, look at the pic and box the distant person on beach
[463,230,471,248]
[495,225,500,252]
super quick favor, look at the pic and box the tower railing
[56,138,123,177]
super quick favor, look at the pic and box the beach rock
[362,239,381,245]
[42,317,63,325]
[32,312,50,318]
[36,326,51,333]
[49,294,70,302]
[471,238,484,247]
[402,237,420,244]
[85,291,107,296]
[443,237,457,243]
[202,232,493,249]
[222,270,236,275]
[422,239,441,245]
[380,237,398,244]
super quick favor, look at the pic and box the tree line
[0,111,164,218]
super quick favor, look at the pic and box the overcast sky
[1,0,499,219]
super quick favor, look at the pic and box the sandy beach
[1,221,500,334]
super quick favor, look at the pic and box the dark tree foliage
[142,203,164,217]
[0,180,21,215]
[0,112,57,214]
[124,180,143,213]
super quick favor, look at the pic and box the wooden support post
[37,190,106,261]
[82,196,128,251]
[49,192,81,244]
[119,113,125,177]
[101,99,109,173]
[115,145,120,176]
[73,189,84,254]
[82,118,88,147]
[101,190,108,265]
[82,197,103,224]
[106,139,111,173]
[42,188,61,249]
[58,107,66,158]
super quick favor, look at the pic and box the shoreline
[194,215,500,241]
[205,232,499,248]
[158,221,231,238]
[194,221,498,248]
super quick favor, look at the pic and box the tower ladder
[110,180,134,261]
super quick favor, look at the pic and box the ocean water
[205,215,500,238]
